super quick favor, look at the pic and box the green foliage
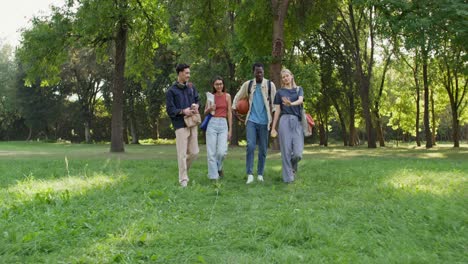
[0,142,466,262]
[0,42,20,137]
[16,11,72,86]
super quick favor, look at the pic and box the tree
[346,2,378,148]
[0,42,20,140]
[18,0,169,151]
[434,0,468,147]
[380,0,449,148]
[60,48,111,143]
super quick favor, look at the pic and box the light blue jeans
[246,120,269,176]
[206,117,228,179]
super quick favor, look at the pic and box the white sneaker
[180,180,188,188]
[246,174,254,184]
[257,175,264,182]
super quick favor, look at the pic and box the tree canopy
[0,0,466,148]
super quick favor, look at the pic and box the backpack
[296,86,315,137]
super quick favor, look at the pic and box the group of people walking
[166,63,306,187]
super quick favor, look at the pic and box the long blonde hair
[280,68,298,88]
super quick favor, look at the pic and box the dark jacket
[166,82,200,129]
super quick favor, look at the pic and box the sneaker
[246,174,254,184]
[257,175,264,182]
[180,180,188,188]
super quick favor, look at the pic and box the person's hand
[228,130,232,141]
[232,109,244,122]
[270,129,278,138]
[191,104,199,114]
[183,107,194,116]
[282,97,292,106]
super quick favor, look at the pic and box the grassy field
[0,141,467,263]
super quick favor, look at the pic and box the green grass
[0,141,467,263]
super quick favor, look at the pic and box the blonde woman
[270,69,304,183]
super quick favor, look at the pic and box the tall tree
[380,0,447,148]
[346,2,377,148]
[60,48,111,143]
[434,0,468,147]
[0,43,20,140]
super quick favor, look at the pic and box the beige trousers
[175,126,199,183]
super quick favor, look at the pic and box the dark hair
[211,76,225,93]
[252,62,264,72]
[176,64,190,74]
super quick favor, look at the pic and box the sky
[0,0,64,47]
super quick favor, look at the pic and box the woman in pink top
[204,76,233,180]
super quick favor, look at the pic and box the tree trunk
[228,57,239,146]
[414,72,421,147]
[452,114,460,147]
[332,99,348,146]
[231,117,241,146]
[441,50,466,147]
[153,118,160,140]
[374,54,391,147]
[26,127,32,141]
[430,86,436,145]
[227,7,239,147]
[269,0,290,88]
[129,117,139,144]
[422,58,432,148]
[84,121,91,143]
[319,123,327,146]
[375,116,385,146]
[110,18,127,152]
[348,91,356,147]
[270,0,289,151]
[123,116,129,145]
[349,4,376,148]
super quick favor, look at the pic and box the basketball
[236,98,249,115]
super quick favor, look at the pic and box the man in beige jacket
[232,62,276,184]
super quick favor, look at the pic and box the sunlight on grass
[0,150,52,156]
[386,169,466,196]
[2,174,122,207]
[418,152,446,158]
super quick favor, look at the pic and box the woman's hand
[270,129,278,138]
[282,97,292,106]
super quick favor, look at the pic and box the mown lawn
[0,142,467,263]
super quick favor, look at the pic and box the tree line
[0,0,466,151]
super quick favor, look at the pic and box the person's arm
[226,93,233,141]
[232,81,248,111]
[270,105,281,137]
[191,87,200,113]
[166,89,183,118]
[270,81,277,112]
[204,100,211,114]
[282,95,303,106]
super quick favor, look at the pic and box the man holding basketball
[232,62,277,184]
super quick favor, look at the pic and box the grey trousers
[278,114,304,182]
